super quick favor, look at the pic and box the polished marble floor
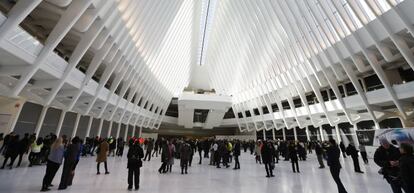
[0,150,393,193]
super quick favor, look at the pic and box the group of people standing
[1,131,414,193]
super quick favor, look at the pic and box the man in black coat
[346,143,364,173]
[197,140,203,164]
[261,141,274,177]
[233,140,241,170]
[1,134,19,169]
[17,133,30,167]
[315,142,325,168]
[58,137,81,190]
[127,139,144,190]
[399,143,414,193]
[327,139,348,193]
[374,139,403,193]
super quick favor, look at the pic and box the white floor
[0,150,393,193]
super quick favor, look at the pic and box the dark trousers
[181,161,188,174]
[17,153,25,166]
[97,161,108,173]
[351,156,361,172]
[317,154,325,167]
[330,167,347,193]
[291,159,299,172]
[234,155,240,169]
[204,150,209,158]
[360,152,368,164]
[42,160,60,189]
[152,149,158,157]
[2,155,17,168]
[29,152,40,166]
[198,151,202,164]
[116,147,124,156]
[264,163,273,176]
[58,161,75,189]
[386,177,403,193]
[128,168,140,189]
[144,150,152,161]
[159,162,167,173]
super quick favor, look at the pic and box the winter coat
[96,141,109,163]
[127,144,144,169]
[261,143,274,164]
[399,154,414,193]
[374,145,401,179]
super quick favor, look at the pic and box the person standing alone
[127,139,144,190]
[96,139,110,175]
[326,139,348,193]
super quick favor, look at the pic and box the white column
[138,126,143,138]
[272,128,276,140]
[34,106,49,137]
[9,101,25,132]
[316,129,321,141]
[71,114,81,138]
[263,129,266,140]
[107,121,113,137]
[55,110,67,136]
[352,124,360,147]
[124,125,129,140]
[374,121,380,130]
[305,125,311,141]
[85,116,93,138]
[115,123,121,139]
[96,118,104,137]
[293,127,298,141]
[282,127,286,141]
[335,124,341,143]
[131,126,136,137]
[319,127,325,141]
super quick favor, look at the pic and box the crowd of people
[0,131,413,193]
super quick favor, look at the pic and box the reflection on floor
[0,150,392,193]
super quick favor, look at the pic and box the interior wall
[0,96,25,135]
[111,122,118,137]
[76,116,89,139]
[13,101,41,135]
[39,107,62,137]
[60,112,76,137]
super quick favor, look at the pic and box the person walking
[346,143,364,173]
[289,142,300,173]
[1,135,19,169]
[255,141,262,164]
[96,139,110,175]
[374,138,403,193]
[180,142,191,174]
[143,139,153,161]
[158,140,169,174]
[28,137,44,167]
[41,137,64,191]
[116,137,124,157]
[233,140,241,170]
[58,137,81,190]
[16,133,30,167]
[197,140,203,164]
[127,139,144,190]
[167,140,175,173]
[326,139,348,193]
[359,145,369,164]
[399,143,414,193]
[315,142,325,168]
[261,141,274,177]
